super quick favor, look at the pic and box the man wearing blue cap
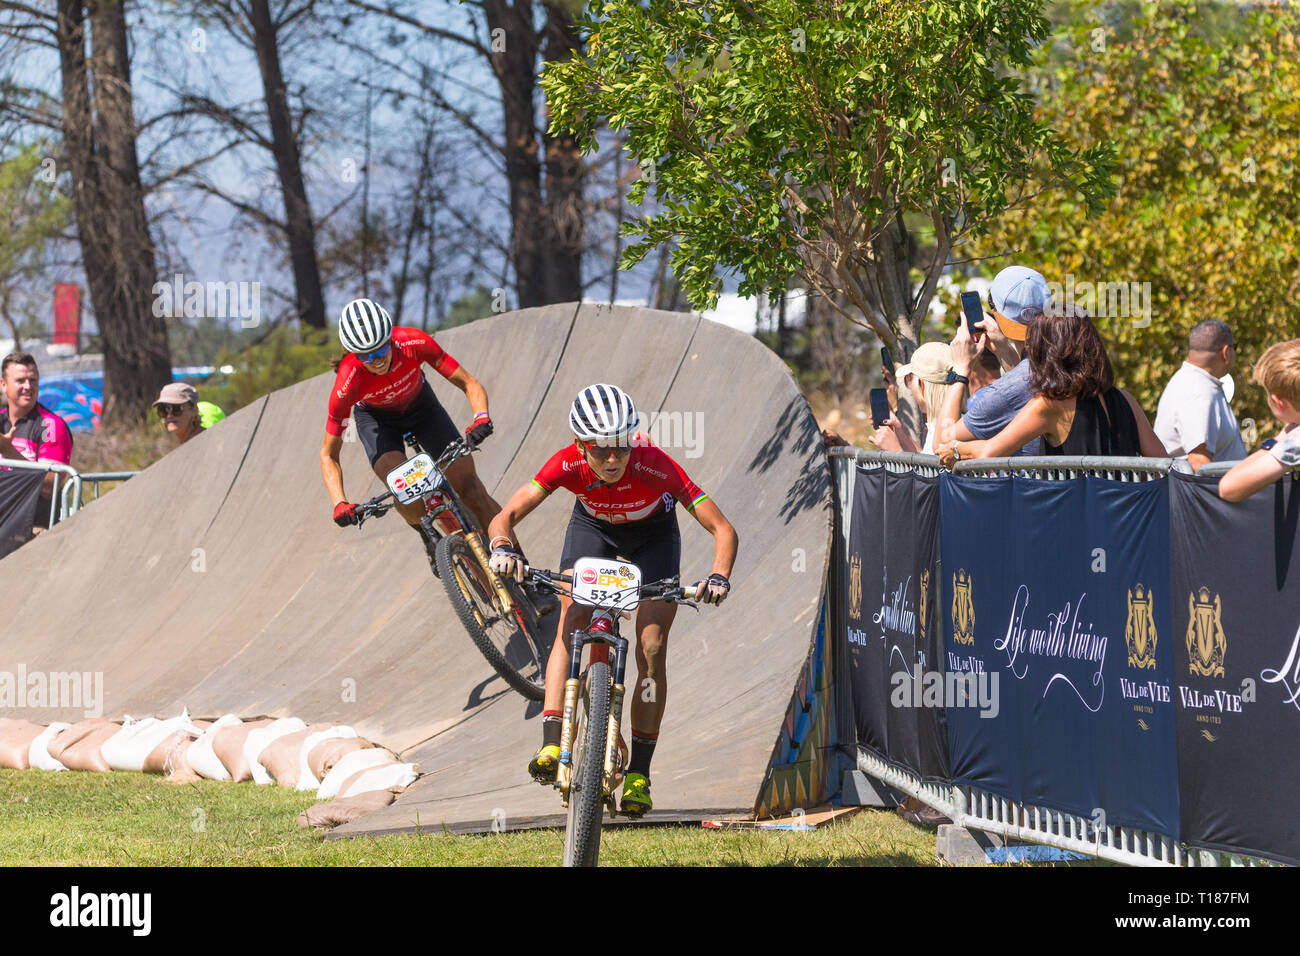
[935,266,1052,457]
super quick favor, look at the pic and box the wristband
[474,412,490,421]
[489,535,513,548]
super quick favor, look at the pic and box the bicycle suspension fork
[558,613,629,803]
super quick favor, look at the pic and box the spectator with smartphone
[935,266,1051,456]
[0,352,74,531]
[1218,339,1300,501]
[937,305,1166,466]
[1154,319,1247,472]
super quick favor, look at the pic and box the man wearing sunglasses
[321,298,502,559]
[485,383,739,816]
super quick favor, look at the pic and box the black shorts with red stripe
[560,503,681,584]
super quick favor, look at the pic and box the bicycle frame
[557,612,629,814]
[405,436,524,623]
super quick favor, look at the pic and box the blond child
[1219,339,1300,501]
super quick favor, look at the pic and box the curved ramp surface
[0,304,830,833]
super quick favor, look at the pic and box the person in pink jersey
[0,352,73,530]
[487,384,738,816]
[320,298,503,560]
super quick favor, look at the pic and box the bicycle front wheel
[435,532,546,701]
[563,659,610,868]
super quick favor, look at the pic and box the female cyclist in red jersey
[486,384,738,815]
[320,298,503,554]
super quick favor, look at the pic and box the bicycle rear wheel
[435,532,546,700]
[563,659,610,868]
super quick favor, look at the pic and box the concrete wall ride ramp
[0,304,830,833]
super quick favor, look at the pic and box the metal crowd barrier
[60,470,138,520]
[828,445,1272,867]
[0,460,138,533]
[1,458,81,530]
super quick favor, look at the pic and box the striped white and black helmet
[338,298,393,354]
[569,384,640,444]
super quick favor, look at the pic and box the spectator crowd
[0,350,225,557]
[825,264,1300,504]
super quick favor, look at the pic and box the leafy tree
[205,325,337,413]
[0,143,70,347]
[542,0,1114,363]
[439,285,499,330]
[985,0,1300,430]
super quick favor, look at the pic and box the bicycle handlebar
[349,437,477,530]
[522,565,699,605]
[354,491,396,527]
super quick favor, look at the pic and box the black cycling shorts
[352,381,460,468]
[560,503,681,584]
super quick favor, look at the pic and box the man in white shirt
[1154,319,1247,471]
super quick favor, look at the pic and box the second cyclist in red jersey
[320,298,504,556]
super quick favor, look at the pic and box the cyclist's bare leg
[371,451,426,527]
[630,600,678,737]
[443,454,504,534]
[543,578,593,714]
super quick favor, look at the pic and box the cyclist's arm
[486,481,547,548]
[688,498,738,579]
[320,431,347,506]
[445,365,489,420]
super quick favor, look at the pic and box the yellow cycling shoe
[620,772,652,816]
[528,744,561,784]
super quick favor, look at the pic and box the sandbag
[28,722,71,771]
[244,718,307,785]
[101,713,200,772]
[259,723,331,788]
[338,762,419,799]
[297,789,397,829]
[0,719,45,770]
[47,719,121,772]
[305,736,371,783]
[144,730,201,782]
[186,714,242,781]
[295,726,358,791]
[211,717,275,783]
[317,747,397,800]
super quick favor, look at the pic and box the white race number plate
[385,453,443,504]
[570,557,642,612]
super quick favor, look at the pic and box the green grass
[0,768,954,866]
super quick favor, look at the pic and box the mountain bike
[523,558,699,867]
[354,435,551,700]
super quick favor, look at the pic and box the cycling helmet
[338,298,393,354]
[569,384,640,445]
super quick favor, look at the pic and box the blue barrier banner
[845,467,947,781]
[1170,471,1300,866]
[940,473,1179,837]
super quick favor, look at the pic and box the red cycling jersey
[531,437,709,523]
[326,327,461,436]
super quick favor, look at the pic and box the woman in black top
[937,305,1167,465]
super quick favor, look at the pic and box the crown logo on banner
[1125,582,1158,669]
[952,569,975,646]
[1186,586,1227,678]
[919,568,930,641]
[847,553,863,621]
